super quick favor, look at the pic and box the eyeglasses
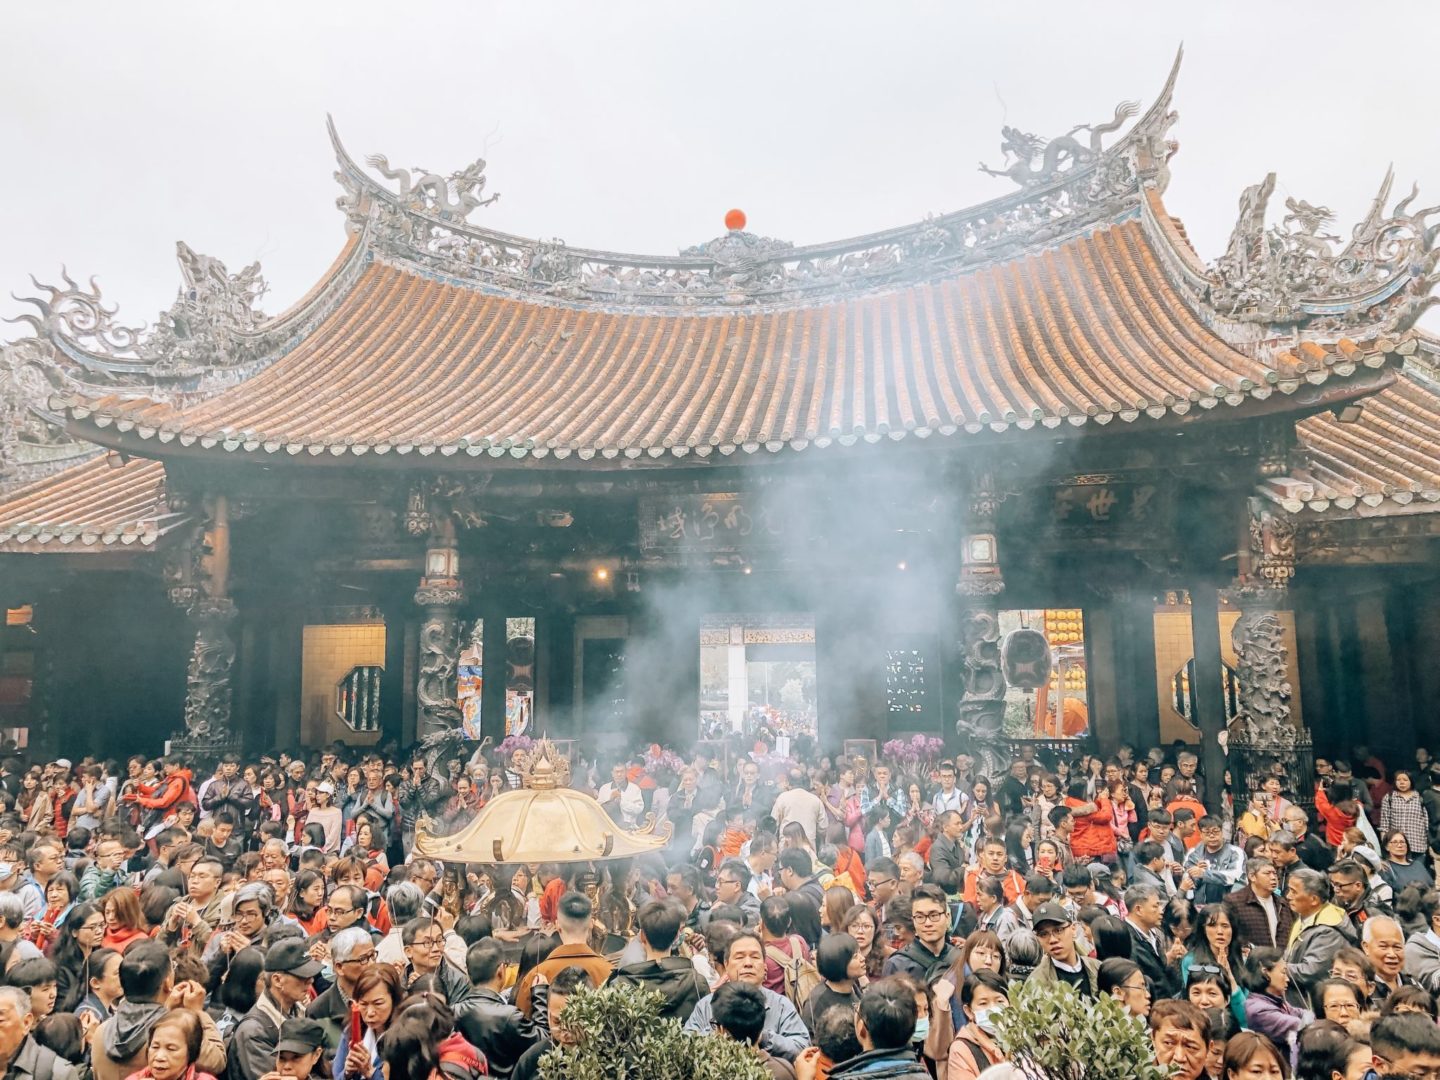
[340,952,376,966]
[913,911,947,923]
[1189,964,1222,975]
[411,936,445,949]
[716,878,739,887]
[329,907,356,916]
[1120,981,1150,993]
[869,877,895,889]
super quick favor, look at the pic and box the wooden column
[1189,582,1227,814]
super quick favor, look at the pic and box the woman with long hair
[18,771,51,832]
[48,900,103,1014]
[863,805,893,865]
[821,885,855,936]
[101,889,148,953]
[287,869,329,937]
[337,965,405,1080]
[1182,905,1246,1022]
[840,904,884,983]
[1099,957,1151,1019]
[1003,820,1034,877]
[1162,896,1198,952]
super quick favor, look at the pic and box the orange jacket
[1067,795,1117,858]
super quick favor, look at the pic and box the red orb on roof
[724,208,747,232]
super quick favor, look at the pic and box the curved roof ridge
[324,49,1185,315]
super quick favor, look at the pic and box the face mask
[0,864,13,880]
[912,1018,929,1042]
[973,1006,1003,1035]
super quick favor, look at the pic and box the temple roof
[1261,338,1440,518]
[46,219,1401,466]
[4,48,1439,551]
[0,455,184,552]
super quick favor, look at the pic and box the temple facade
[2,51,1438,802]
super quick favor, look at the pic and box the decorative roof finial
[725,209,747,232]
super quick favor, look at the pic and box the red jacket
[134,770,195,811]
[1315,784,1358,846]
[1067,795,1117,859]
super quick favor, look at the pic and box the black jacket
[928,835,966,893]
[455,987,540,1080]
[881,939,958,983]
[1126,922,1179,999]
[607,957,710,1021]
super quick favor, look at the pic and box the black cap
[1031,901,1073,928]
[264,939,322,979]
[276,1018,326,1055]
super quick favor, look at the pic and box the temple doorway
[699,614,817,744]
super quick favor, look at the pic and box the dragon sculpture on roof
[979,100,1140,188]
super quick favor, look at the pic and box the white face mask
[973,1005,1004,1035]
[0,864,14,881]
[912,1018,929,1042]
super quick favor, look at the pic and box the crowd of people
[0,737,1437,1080]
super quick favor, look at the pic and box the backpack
[765,935,823,1007]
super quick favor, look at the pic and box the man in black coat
[607,901,710,1021]
[1123,882,1181,998]
[456,939,539,1080]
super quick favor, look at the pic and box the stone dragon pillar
[408,489,465,738]
[167,493,239,749]
[955,472,1009,780]
[1227,497,1310,802]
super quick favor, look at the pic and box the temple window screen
[336,665,382,732]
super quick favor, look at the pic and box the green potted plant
[992,980,1174,1080]
[539,984,772,1080]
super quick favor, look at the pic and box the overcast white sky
[3,1,1438,332]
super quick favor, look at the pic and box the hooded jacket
[132,770,196,811]
[93,1001,226,1080]
[607,956,710,1021]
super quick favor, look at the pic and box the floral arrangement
[496,734,537,758]
[882,733,947,787]
[641,744,687,778]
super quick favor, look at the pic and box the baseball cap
[276,1018,327,1055]
[264,939,322,979]
[1031,902,1073,928]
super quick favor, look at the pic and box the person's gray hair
[386,882,425,922]
[0,893,24,931]
[1123,882,1163,910]
[1362,915,1403,944]
[897,852,926,875]
[1004,929,1043,973]
[1177,752,1198,766]
[234,881,274,915]
[1289,867,1331,902]
[330,926,373,964]
[0,986,31,1016]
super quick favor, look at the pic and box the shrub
[539,983,771,1080]
[992,979,1174,1080]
